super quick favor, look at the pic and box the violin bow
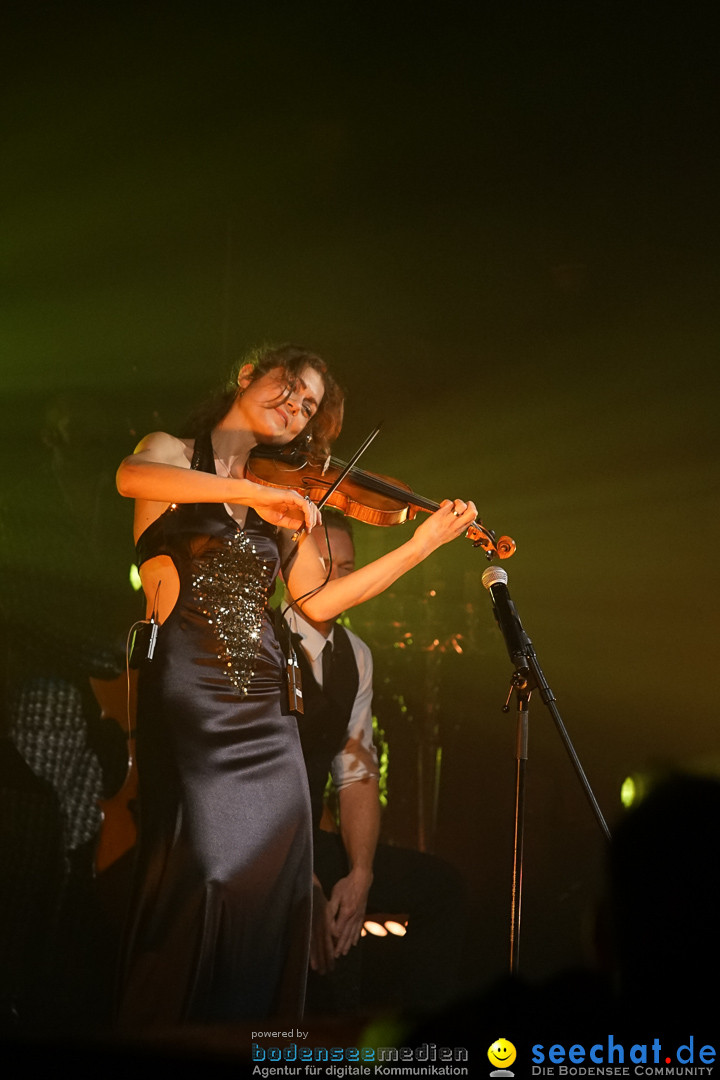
[291,424,382,541]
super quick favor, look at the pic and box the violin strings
[327,458,490,543]
[327,457,440,513]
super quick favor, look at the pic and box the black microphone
[481,565,531,669]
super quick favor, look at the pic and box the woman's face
[238,365,325,444]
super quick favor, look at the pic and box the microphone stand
[484,571,611,975]
[505,668,530,976]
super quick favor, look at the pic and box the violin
[247,445,516,560]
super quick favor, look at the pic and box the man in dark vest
[284,513,466,1015]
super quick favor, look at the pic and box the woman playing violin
[115,343,476,1027]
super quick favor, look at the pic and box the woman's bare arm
[282,499,477,623]
[117,431,321,536]
[117,432,256,504]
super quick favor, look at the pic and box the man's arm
[326,634,380,957]
[327,776,381,957]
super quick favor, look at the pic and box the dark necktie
[321,639,333,691]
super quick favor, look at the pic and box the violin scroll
[465,522,517,560]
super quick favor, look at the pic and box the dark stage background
[2,0,719,1018]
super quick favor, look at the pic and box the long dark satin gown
[117,433,312,1027]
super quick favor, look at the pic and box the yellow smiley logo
[488,1038,517,1069]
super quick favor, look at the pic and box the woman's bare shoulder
[132,430,195,466]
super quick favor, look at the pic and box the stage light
[361,917,408,938]
[129,563,142,591]
[621,771,657,809]
[384,920,407,937]
[620,775,637,808]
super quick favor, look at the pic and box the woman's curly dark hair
[183,343,344,461]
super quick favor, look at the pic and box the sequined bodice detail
[192,529,274,694]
